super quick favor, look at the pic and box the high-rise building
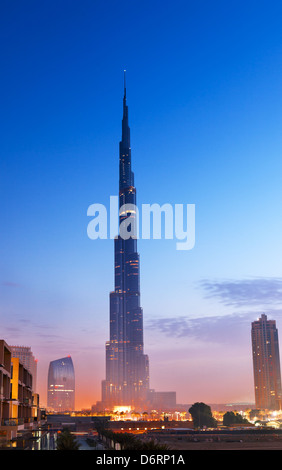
[147,390,177,410]
[47,356,75,412]
[101,74,150,409]
[251,314,282,410]
[9,345,37,392]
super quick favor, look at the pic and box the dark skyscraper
[47,356,75,412]
[101,74,149,409]
[251,314,282,410]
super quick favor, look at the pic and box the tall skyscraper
[47,356,75,412]
[10,345,37,392]
[251,314,282,410]
[101,74,149,409]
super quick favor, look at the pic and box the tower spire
[124,69,126,99]
[121,70,130,158]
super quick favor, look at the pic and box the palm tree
[141,440,171,450]
[142,411,148,421]
[56,428,81,450]
[114,432,137,450]
[127,438,171,450]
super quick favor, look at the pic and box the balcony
[0,418,25,427]
[0,417,36,427]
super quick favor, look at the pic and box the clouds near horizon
[199,277,282,308]
[147,277,282,344]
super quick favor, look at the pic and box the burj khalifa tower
[101,73,150,409]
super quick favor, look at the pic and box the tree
[112,432,137,450]
[248,409,261,421]
[56,428,81,450]
[120,436,170,450]
[189,402,217,429]
[94,428,170,450]
[223,411,249,427]
[137,439,170,450]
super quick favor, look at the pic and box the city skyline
[1,0,282,410]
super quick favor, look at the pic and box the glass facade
[252,314,282,410]
[47,356,75,412]
[102,76,150,408]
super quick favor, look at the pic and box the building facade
[101,75,150,409]
[251,314,282,410]
[47,356,75,412]
[9,346,37,392]
[0,340,42,445]
[10,357,33,424]
[147,390,177,411]
[0,341,12,429]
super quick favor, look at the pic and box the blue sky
[1,0,282,408]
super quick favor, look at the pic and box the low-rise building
[0,340,43,447]
[10,357,33,427]
[0,341,12,443]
